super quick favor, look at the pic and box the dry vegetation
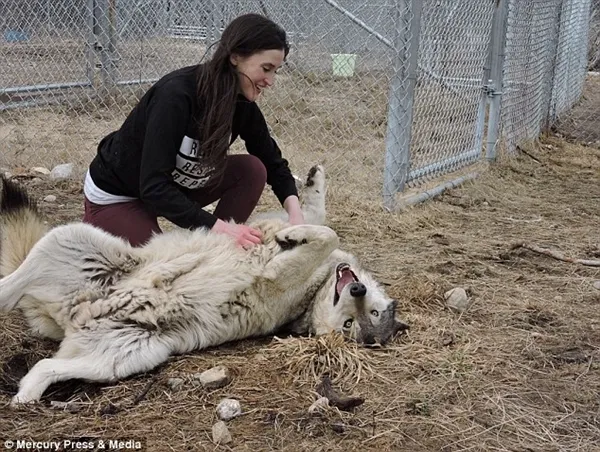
[0,133,598,451]
[0,36,599,451]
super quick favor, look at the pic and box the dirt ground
[0,133,598,451]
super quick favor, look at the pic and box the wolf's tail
[0,176,48,277]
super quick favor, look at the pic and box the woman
[83,13,304,248]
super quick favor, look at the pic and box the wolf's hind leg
[1,224,137,312]
[21,302,64,340]
[11,328,171,405]
[0,266,34,311]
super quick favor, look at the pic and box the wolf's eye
[343,319,353,329]
[371,310,379,317]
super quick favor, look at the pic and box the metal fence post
[97,0,118,94]
[85,0,96,85]
[208,0,223,55]
[382,0,423,210]
[485,0,509,162]
[544,0,565,130]
[158,0,169,36]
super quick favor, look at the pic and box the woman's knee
[82,198,160,247]
[230,154,267,186]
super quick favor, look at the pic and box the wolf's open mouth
[333,263,358,305]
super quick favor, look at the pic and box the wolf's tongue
[336,269,356,295]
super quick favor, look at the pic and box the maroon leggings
[83,154,267,247]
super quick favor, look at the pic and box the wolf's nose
[349,282,367,297]
[358,332,380,346]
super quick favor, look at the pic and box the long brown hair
[195,13,289,179]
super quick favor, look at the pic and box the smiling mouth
[333,263,358,306]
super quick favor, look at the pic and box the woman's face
[230,49,285,102]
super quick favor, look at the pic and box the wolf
[0,165,407,405]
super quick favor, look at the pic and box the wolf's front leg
[263,225,339,284]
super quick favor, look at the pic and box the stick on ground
[511,242,600,267]
[316,374,365,411]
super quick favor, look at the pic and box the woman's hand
[212,219,263,248]
[283,195,305,225]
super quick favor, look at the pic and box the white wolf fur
[0,165,406,405]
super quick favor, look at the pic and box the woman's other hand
[283,195,305,225]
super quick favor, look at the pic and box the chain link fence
[403,0,496,188]
[0,0,597,210]
[552,0,600,147]
[500,0,593,154]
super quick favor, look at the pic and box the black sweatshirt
[88,64,297,230]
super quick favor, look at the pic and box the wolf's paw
[276,229,309,250]
[10,393,39,407]
[304,165,325,191]
[276,225,338,250]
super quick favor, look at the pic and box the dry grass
[0,133,599,451]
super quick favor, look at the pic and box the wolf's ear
[394,320,410,333]
[390,299,409,335]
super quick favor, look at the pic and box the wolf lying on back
[0,165,407,405]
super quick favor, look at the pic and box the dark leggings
[83,154,267,247]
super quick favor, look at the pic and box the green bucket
[331,53,357,77]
